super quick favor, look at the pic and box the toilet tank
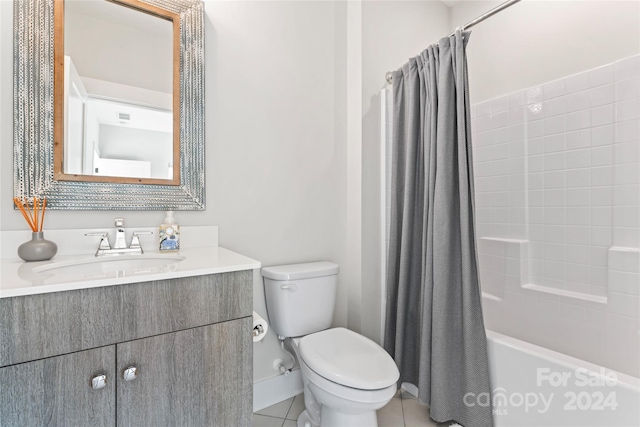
[261,262,339,338]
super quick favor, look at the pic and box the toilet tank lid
[261,262,339,280]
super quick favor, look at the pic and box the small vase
[18,232,58,262]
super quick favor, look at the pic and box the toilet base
[297,410,318,427]
[320,405,378,427]
[297,407,378,427]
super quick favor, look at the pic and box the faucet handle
[130,231,153,251]
[85,233,111,251]
[114,218,125,228]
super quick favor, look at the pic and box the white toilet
[261,261,400,427]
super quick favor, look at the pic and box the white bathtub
[483,331,640,427]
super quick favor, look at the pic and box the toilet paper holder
[252,324,264,337]
[252,311,269,342]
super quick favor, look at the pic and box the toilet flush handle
[280,283,297,291]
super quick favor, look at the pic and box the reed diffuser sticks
[13,197,48,232]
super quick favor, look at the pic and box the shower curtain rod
[385,0,521,84]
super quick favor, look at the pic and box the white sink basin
[33,255,185,277]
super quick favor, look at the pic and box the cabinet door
[117,317,252,427]
[0,345,116,427]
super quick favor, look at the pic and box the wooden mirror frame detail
[53,0,181,186]
[14,0,205,210]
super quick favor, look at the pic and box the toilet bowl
[261,262,400,427]
[291,328,398,427]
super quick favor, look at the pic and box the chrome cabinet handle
[91,374,107,390]
[123,366,138,381]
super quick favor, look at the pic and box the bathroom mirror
[14,0,205,210]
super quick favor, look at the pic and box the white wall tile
[591,187,612,206]
[591,166,613,186]
[566,110,592,131]
[566,149,591,169]
[613,206,640,227]
[526,103,544,121]
[528,155,544,172]
[591,207,612,226]
[544,134,565,152]
[591,226,612,246]
[565,71,590,94]
[544,189,565,206]
[566,263,591,284]
[615,76,640,101]
[614,119,640,143]
[590,64,615,87]
[591,146,613,167]
[491,111,510,129]
[509,123,526,140]
[614,163,640,185]
[471,57,640,331]
[608,270,640,295]
[508,90,528,108]
[614,227,639,248]
[509,174,526,190]
[591,125,614,147]
[614,184,640,206]
[527,87,543,104]
[491,96,509,113]
[476,101,491,117]
[545,225,566,243]
[545,207,565,225]
[590,84,614,107]
[529,207,544,224]
[565,91,591,112]
[566,169,591,187]
[509,107,526,125]
[591,104,614,127]
[566,129,592,150]
[529,172,544,189]
[544,152,565,171]
[613,141,640,164]
[544,116,565,135]
[544,171,566,188]
[527,119,544,138]
[543,80,566,99]
[615,98,640,122]
[566,188,590,206]
[566,226,591,245]
[543,97,567,118]
[566,207,590,226]
[606,292,639,317]
[615,56,640,81]
[566,244,590,264]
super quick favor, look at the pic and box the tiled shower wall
[471,55,640,376]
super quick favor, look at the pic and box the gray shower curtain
[384,31,493,427]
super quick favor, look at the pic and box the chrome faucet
[85,218,153,257]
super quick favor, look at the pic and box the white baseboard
[253,369,304,412]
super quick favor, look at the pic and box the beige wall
[451,0,640,103]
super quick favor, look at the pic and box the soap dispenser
[159,211,180,251]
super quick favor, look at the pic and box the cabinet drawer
[0,270,252,367]
[0,345,115,427]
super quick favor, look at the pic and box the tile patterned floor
[253,390,454,427]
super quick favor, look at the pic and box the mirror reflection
[60,0,176,182]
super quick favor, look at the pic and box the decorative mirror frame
[13,0,205,210]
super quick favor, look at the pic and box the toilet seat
[298,327,399,390]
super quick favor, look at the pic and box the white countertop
[0,246,261,299]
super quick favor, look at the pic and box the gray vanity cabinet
[117,318,252,427]
[0,270,253,427]
[0,345,116,426]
